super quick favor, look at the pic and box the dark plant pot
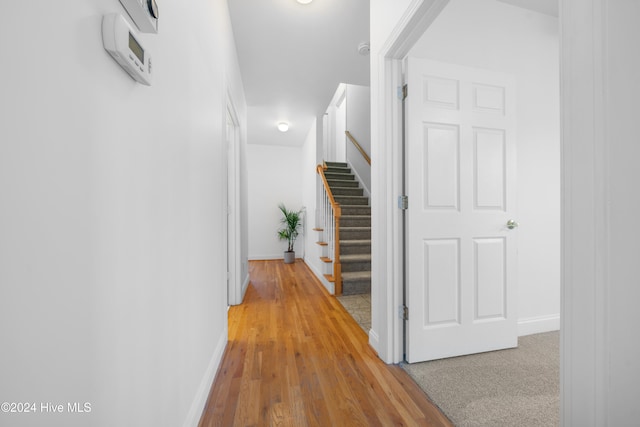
[283,251,295,264]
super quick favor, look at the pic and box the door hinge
[397,84,408,100]
[399,305,409,320]
[398,195,408,210]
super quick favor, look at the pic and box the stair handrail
[317,164,342,295]
[345,131,371,165]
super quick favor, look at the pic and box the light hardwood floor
[199,260,452,426]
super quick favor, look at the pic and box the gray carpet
[336,293,371,332]
[401,331,559,427]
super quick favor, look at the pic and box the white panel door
[405,58,518,362]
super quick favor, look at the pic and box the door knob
[506,219,519,230]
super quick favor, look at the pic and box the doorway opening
[374,0,560,367]
[374,1,561,423]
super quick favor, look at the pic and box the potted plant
[277,203,302,264]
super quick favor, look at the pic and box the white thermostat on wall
[119,0,158,33]
[102,14,152,86]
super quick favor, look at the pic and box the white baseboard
[182,332,228,427]
[302,259,335,294]
[518,314,560,337]
[248,254,282,261]
[305,258,324,282]
[317,276,334,294]
[368,328,380,352]
[347,160,371,201]
[327,281,335,294]
[317,274,334,295]
[241,273,250,300]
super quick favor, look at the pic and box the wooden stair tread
[320,256,332,263]
[316,241,328,246]
[313,227,324,232]
[323,274,336,283]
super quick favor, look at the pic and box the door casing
[226,97,243,306]
[370,0,451,365]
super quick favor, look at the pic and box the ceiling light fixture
[296,0,313,4]
[277,122,290,132]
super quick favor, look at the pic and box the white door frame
[373,0,614,425]
[370,0,450,365]
[226,95,243,306]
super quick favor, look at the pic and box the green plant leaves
[277,203,302,252]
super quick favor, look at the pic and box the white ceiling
[496,0,558,17]
[228,0,370,147]
[228,0,556,148]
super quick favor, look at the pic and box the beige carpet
[401,331,559,427]
[336,293,371,332]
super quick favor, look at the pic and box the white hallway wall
[0,1,247,426]
[346,84,372,194]
[247,144,304,260]
[409,0,560,334]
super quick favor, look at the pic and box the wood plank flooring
[199,260,452,427]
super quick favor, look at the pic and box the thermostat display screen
[128,32,144,63]
[103,13,152,85]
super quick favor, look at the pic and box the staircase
[322,162,371,295]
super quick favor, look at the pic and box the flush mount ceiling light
[296,0,313,4]
[277,122,290,132]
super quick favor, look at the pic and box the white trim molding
[304,257,335,295]
[370,0,450,364]
[182,332,227,427]
[347,159,371,202]
[248,255,286,261]
[518,315,560,337]
[560,0,609,425]
[241,273,250,300]
[227,93,244,306]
